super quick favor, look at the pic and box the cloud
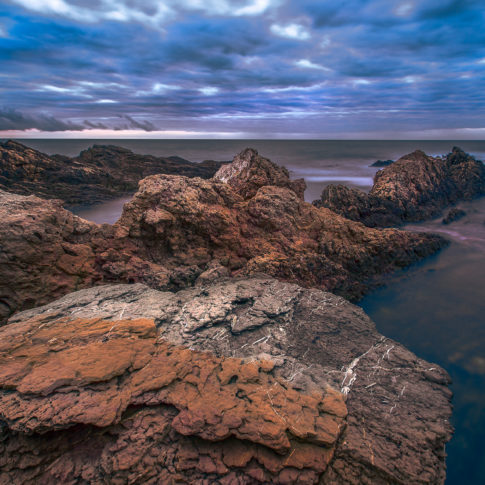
[199,86,219,95]
[0,107,84,131]
[8,0,281,29]
[270,23,310,40]
[118,115,156,131]
[295,59,331,71]
[1,1,484,137]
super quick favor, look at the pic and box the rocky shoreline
[0,140,223,206]
[1,141,480,483]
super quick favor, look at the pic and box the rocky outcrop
[0,148,448,324]
[113,166,445,300]
[213,148,306,200]
[0,140,223,206]
[315,147,485,227]
[1,278,453,484]
[0,190,101,324]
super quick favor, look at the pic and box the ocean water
[9,139,485,484]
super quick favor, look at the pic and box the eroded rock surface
[113,157,445,300]
[213,148,306,200]
[0,140,223,206]
[2,278,453,484]
[0,190,101,323]
[0,147,448,324]
[315,147,485,227]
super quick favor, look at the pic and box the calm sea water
[10,139,485,484]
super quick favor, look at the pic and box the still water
[12,139,485,484]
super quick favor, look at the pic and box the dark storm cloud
[0,1,484,136]
[0,107,84,131]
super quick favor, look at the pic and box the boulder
[1,278,453,484]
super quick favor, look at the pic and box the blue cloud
[0,1,484,136]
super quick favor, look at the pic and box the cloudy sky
[0,0,484,138]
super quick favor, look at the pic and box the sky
[0,0,484,139]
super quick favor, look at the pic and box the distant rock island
[0,140,223,206]
[1,141,476,483]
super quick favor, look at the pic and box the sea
[11,139,485,484]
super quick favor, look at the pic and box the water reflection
[73,196,132,224]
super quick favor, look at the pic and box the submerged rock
[315,147,485,227]
[0,148,448,324]
[0,140,223,206]
[1,278,453,484]
[442,208,466,225]
[370,159,394,167]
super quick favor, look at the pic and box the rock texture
[315,147,485,227]
[0,190,100,324]
[213,148,306,200]
[1,278,453,484]
[0,147,448,324]
[0,140,223,205]
[111,150,445,300]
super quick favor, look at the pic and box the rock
[315,147,485,227]
[442,208,466,225]
[0,190,101,324]
[370,159,394,167]
[0,148,448,324]
[0,140,223,206]
[114,164,446,301]
[213,148,306,200]
[1,278,453,484]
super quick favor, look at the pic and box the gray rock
[9,276,453,484]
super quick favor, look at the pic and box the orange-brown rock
[1,278,453,484]
[0,313,345,484]
[112,166,445,298]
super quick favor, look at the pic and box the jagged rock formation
[1,279,453,484]
[315,147,485,227]
[213,148,306,200]
[0,148,448,324]
[0,140,223,205]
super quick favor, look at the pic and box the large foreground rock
[0,148,447,324]
[1,278,453,484]
[0,141,223,206]
[315,147,485,227]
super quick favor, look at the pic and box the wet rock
[315,147,485,227]
[370,159,394,167]
[1,278,453,484]
[442,208,466,225]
